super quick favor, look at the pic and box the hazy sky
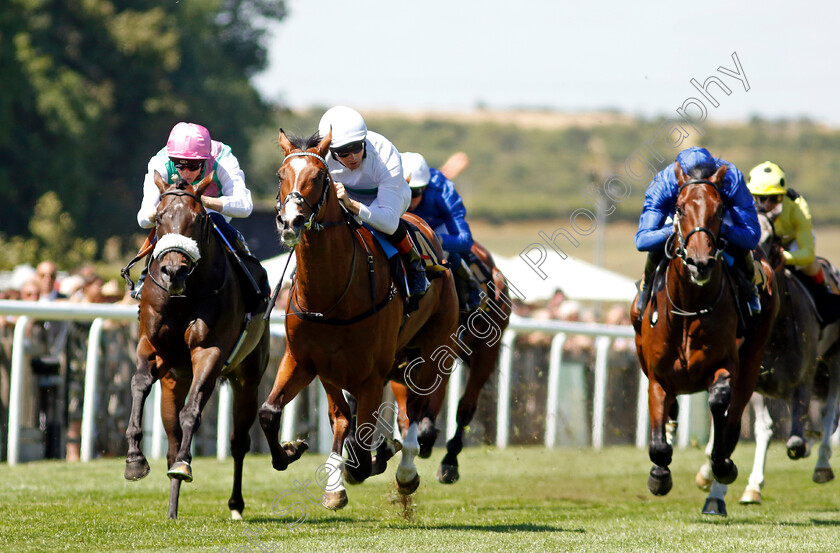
[252,0,840,126]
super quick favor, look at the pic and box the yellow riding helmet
[748,161,787,196]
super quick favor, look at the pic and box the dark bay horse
[391,241,511,484]
[630,162,777,516]
[696,213,840,503]
[124,172,270,520]
[259,131,459,510]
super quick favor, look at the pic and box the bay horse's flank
[631,161,777,516]
[259,130,459,509]
[124,172,270,520]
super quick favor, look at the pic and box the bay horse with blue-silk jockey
[630,161,777,515]
[696,212,840,504]
[391,241,512,484]
[258,130,459,510]
[124,172,270,520]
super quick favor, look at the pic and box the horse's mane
[284,131,321,151]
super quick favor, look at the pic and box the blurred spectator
[59,275,86,301]
[604,303,639,445]
[35,261,65,302]
[558,301,595,361]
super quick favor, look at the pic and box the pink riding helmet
[166,122,212,160]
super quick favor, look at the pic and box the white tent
[493,252,637,303]
[262,249,637,304]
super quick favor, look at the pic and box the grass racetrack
[1,444,838,552]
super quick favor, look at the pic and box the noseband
[277,151,335,232]
[150,188,208,288]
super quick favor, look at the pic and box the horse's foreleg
[319,382,352,510]
[814,363,840,483]
[647,377,674,495]
[709,369,738,484]
[157,374,188,469]
[740,392,772,504]
[125,346,158,481]
[417,376,444,459]
[167,350,222,484]
[342,383,381,487]
[259,354,315,471]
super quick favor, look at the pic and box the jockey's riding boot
[738,250,761,316]
[130,266,148,301]
[454,257,482,312]
[233,231,254,258]
[390,223,430,304]
[403,245,430,300]
[635,250,660,315]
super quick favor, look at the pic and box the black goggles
[331,141,365,158]
[171,158,205,171]
[411,187,426,199]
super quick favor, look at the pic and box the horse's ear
[153,170,168,194]
[711,164,728,183]
[674,161,686,186]
[316,129,332,157]
[194,171,214,197]
[278,129,294,156]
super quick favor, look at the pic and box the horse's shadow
[698,517,840,527]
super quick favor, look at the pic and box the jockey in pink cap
[133,122,266,303]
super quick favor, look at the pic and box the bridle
[668,179,724,266]
[277,151,341,232]
[664,178,727,317]
[148,187,225,298]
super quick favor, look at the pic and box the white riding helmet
[318,106,367,148]
[401,152,431,189]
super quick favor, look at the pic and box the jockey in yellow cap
[748,161,840,322]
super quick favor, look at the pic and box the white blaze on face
[281,157,309,223]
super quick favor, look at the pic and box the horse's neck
[293,201,363,308]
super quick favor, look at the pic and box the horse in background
[124,172,270,520]
[259,130,459,510]
[631,162,777,516]
[696,212,840,503]
[391,241,512,484]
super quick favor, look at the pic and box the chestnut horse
[631,162,777,516]
[259,131,459,510]
[391,241,511,484]
[697,213,840,503]
[124,173,270,520]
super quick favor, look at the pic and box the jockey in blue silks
[635,146,762,317]
[402,152,482,312]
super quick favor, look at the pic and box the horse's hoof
[813,467,835,484]
[712,460,738,485]
[702,497,727,516]
[322,490,348,510]
[786,436,809,460]
[282,439,309,463]
[437,463,460,484]
[739,488,762,504]
[695,469,713,491]
[231,510,243,521]
[124,457,151,481]
[166,461,193,482]
[396,473,420,495]
[647,466,672,496]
